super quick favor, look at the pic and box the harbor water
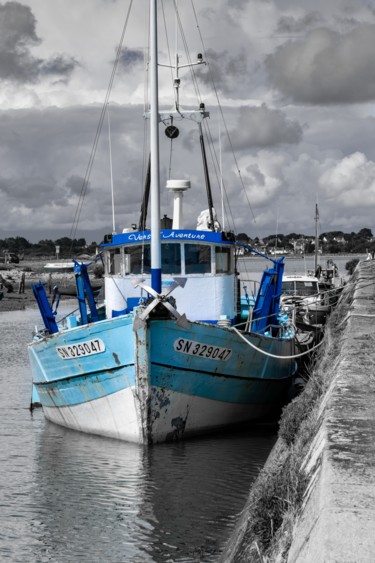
[0,254,354,562]
[0,307,277,562]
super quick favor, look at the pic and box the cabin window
[124,245,151,274]
[296,281,318,295]
[282,281,294,295]
[215,246,232,273]
[108,249,121,275]
[161,243,181,274]
[185,244,211,274]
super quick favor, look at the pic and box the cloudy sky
[1,0,375,244]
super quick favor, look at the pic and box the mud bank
[0,260,102,312]
[221,259,375,562]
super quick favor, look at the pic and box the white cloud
[320,152,375,206]
[266,24,375,104]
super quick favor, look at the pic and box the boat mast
[107,106,116,234]
[314,203,319,272]
[150,0,161,293]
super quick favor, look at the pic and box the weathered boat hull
[29,314,296,444]
[303,304,331,326]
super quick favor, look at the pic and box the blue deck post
[32,282,59,334]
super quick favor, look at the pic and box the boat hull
[43,386,142,442]
[29,315,296,444]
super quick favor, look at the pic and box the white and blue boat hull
[29,314,296,444]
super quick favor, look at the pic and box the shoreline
[0,260,102,313]
[0,290,38,312]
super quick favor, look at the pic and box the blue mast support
[73,261,99,325]
[235,243,285,334]
[32,282,59,334]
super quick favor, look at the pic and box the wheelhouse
[105,241,233,277]
[101,229,237,324]
[281,276,319,298]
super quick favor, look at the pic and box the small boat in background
[281,205,345,327]
[315,259,344,308]
[44,262,75,273]
[312,204,344,309]
[281,273,331,326]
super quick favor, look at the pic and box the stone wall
[222,260,375,562]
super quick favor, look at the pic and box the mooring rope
[231,325,324,360]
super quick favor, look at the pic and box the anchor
[132,277,190,330]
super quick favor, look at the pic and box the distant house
[292,238,305,254]
[269,248,289,256]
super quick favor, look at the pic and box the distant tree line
[0,236,98,259]
[0,227,374,260]
[236,228,375,255]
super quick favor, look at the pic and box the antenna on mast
[314,203,320,273]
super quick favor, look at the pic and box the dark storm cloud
[228,104,303,150]
[226,0,251,8]
[0,1,77,83]
[118,48,143,70]
[276,12,324,34]
[197,48,248,95]
[0,1,39,49]
[40,55,79,80]
[0,172,88,210]
[65,175,88,196]
[266,23,375,104]
[0,175,58,208]
[227,0,272,7]
[0,103,152,236]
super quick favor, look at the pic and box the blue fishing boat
[28,1,298,444]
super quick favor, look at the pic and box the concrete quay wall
[222,260,375,562]
[288,260,375,562]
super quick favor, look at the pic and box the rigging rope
[190,0,260,241]
[69,0,134,248]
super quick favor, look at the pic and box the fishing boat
[28,1,298,444]
[315,259,344,308]
[281,205,344,327]
[312,204,344,307]
[281,273,331,326]
[44,262,75,273]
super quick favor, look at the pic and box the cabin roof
[282,274,319,283]
[101,229,235,248]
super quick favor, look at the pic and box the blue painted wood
[32,282,58,334]
[251,258,284,333]
[101,229,234,247]
[28,315,134,383]
[30,315,294,412]
[73,261,99,323]
[35,367,133,408]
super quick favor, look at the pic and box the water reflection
[28,421,276,562]
[140,429,277,562]
[30,424,146,562]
